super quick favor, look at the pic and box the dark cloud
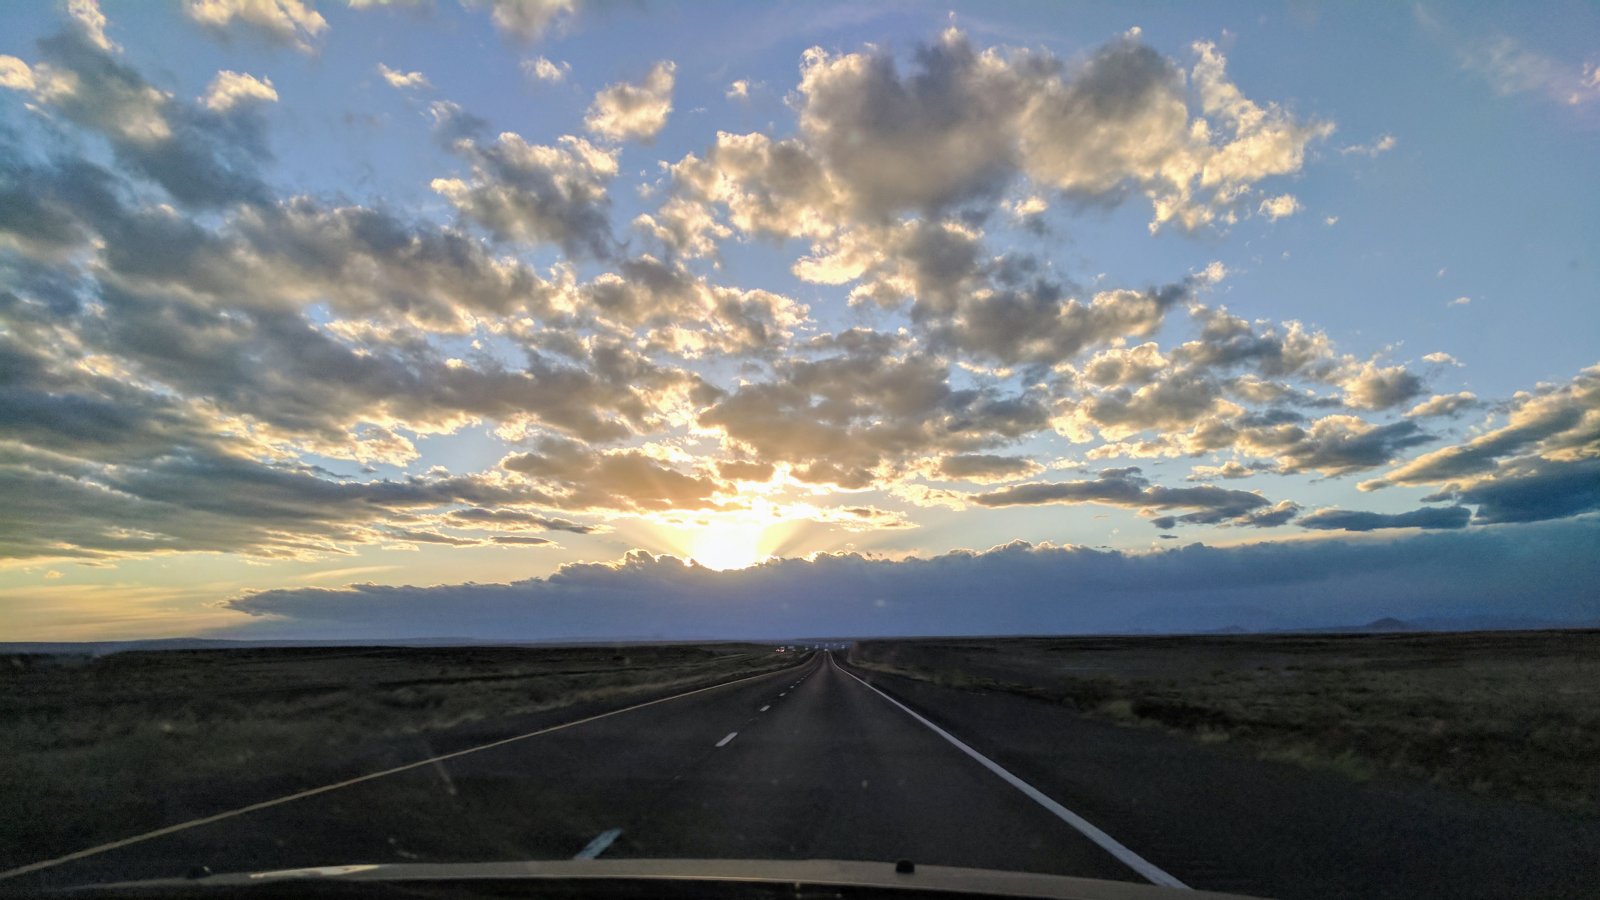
[1364,366,1598,490]
[503,436,726,512]
[1250,417,1435,476]
[0,441,564,561]
[217,519,1600,640]
[698,330,1049,487]
[445,507,596,534]
[973,467,1279,528]
[23,29,274,208]
[1440,458,1600,525]
[1300,505,1471,532]
[432,125,618,259]
[937,453,1041,482]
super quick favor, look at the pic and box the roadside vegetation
[0,643,796,869]
[849,630,1600,812]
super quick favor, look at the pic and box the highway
[8,651,1599,898]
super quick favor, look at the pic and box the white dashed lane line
[574,828,622,860]
[760,705,770,712]
[715,732,738,748]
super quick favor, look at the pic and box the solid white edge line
[716,731,738,747]
[573,827,622,860]
[831,656,1188,890]
[0,658,811,882]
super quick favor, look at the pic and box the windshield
[2,2,1597,899]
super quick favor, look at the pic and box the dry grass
[850,630,1600,811]
[0,643,795,867]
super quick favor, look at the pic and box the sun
[687,520,767,571]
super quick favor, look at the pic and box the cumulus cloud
[1364,365,1598,490]
[1354,365,1599,527]
[503,436,726,512]
[937,454,1043,483]
[377,63,431,90]
[664,26,1332,273]
[1,26,274,208]
[522,56,569,83]
[1441,457,1600,524]
[201,70,278,111]
[1185,460,1266,481]
[217,519,1600,640]
[184,0,327,53]
[1406,391,1479,418]
[1244,416,1434,476]
[698,330,1048,488]
[431,127,618,257]
[68,0,116,51]
[1341,134,1396,157]
[1299,505,1471,532]
[1340,361,1426,410]
[973,467,1282,529]
[1257,193,1301,220]
[475,0,579,42]
[585,60,676,143]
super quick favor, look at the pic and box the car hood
[55,858,1266,900]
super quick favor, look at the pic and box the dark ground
[4,637,1598,899]
[849,629,1600,811]
[0,643,793,872]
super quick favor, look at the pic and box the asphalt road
[9,650,1599,898]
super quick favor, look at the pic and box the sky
[0,0,1596,641]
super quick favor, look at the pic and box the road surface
[7,651,1599,898]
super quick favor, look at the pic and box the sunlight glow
[687,520,767,571]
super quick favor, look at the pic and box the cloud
[217,519,1600,640]
[68,0,116,51]
[184,0,327,53]
[1363,365,1599,490]
[1299,505,1471,532]
[972,467,1281,528]
[445,507,597,533]
[431,128,618,257]
[0,440,569,561]
[698,330,1048,488]
[1406,391,1479,418]
[502,435,726,512]
[1468,34,1600,107]
[201,70,278,111]
[937,454,1042,483]
[1441,457,1600,524]
[1257,193,1301,220]
[1450,296,1471,306]
[377,63,431,90]
[666,28,1332,254]
[1245,416,1435,476]
[474,0,579,42]
[2,27,274,208]
[522,56,569,83]
[585,60,676,143]
[1185,460,1265,481]
[1340,361,1425,410]
[579,255,809,356]
[1340,134,1396,157]
[726,79,750,100]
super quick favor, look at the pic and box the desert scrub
[850,631,1600,811]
